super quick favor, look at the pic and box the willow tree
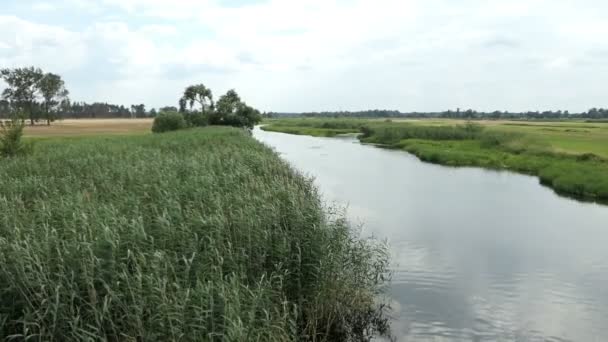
[181,84,213,114]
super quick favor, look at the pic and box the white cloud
[2,0,608,111]
[31,2,56,11]
[0,15,86,72]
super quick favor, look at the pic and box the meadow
[262,118,608,202]
[0,126,390,341]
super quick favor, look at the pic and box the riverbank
[261,119,608,202]
[0,127,390,340]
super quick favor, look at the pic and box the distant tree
[149,108,157,117]
[212,89,241,125]
[133,104,146,118]
[129,104,146,118]
[214,90,260,129]
[178,98,187,113]
[181,84,213,114]
[233,103,261,129]
[0,67,44,125]
[159,106,178,113]
[38,73,69,125]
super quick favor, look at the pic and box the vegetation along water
[262,118,608,202]
[0,127,390,341]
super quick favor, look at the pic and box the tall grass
[360,122,483,145]
[0,127,390,341]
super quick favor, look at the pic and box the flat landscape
[262,118,608,201]
[402,119,608,158]
[265,118,608,158]
[20,118,154,137]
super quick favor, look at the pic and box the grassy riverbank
[0,127,390,341]
[262,119,608,201]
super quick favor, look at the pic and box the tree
[216,89,241,113]
[149,108,157,117]
[214,90,260,128]
[181,84,213,114]
[233,103,261,129]
[178,98,187,113]
[159,106,178,113]
[0,67,44,125]
[38,73,69,125]
[212,89,241,125]
[129,104,146,118]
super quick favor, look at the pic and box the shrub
[0,119,31,158]
[184,112,208,127]
[151,111,187,133]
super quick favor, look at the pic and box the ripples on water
[254,128,608,342]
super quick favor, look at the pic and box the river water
[253,127,608,342]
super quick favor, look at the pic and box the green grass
[0,127,390,341]
[262,118,371,137]
[262,119,608,202]
[485,123,608,159]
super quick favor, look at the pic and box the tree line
[1,67,69,125]
[0,67,162,123]
[269,108,608,120]
[0,67,265,127]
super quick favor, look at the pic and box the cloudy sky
[0,0,607,112]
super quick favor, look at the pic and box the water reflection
[254,127,608,341]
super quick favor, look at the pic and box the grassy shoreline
[0,127,390,341]
[261,119,608,202]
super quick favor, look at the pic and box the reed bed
[0,127,390,341]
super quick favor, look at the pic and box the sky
[0,0,607,113]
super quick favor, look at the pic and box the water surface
[253,127,608,342]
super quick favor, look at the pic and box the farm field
[17,118,154,137]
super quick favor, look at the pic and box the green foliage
[210,89,240,125]
[177,86,262,129]
[184,112,209,127]
[151,111,187,133]
[38,73,69,124]
[0,128,391,341]
[181,84,213,113]
[264,118,608,202]
[360,123,485,144]
[212,90,261,129]
[0,67,45,124]
[0,119,31,158]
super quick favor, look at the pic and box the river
[253,127,608,342]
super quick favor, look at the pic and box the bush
[151,112,187,133]
[0,119,31,158]
[184,112,208,127]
